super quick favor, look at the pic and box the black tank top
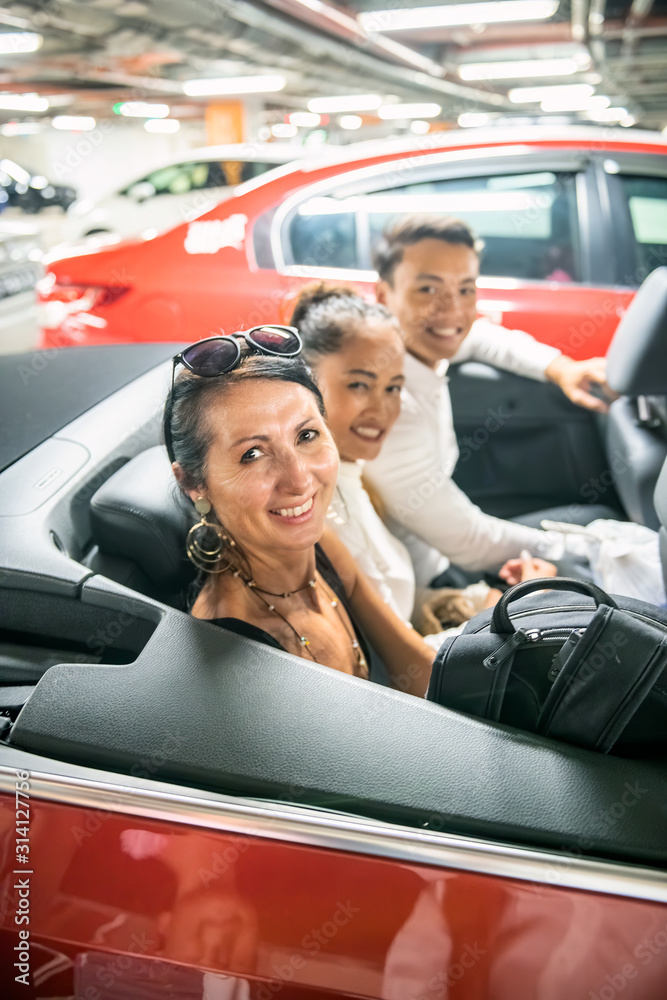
[204,544,390,686]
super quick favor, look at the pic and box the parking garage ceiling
[0,0,665,131]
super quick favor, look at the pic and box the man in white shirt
[364,215,616,579]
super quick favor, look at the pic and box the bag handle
[490,577,617,634]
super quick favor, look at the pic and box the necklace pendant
[268,605,275,612]
[300,636,310,646]
[309,579,317,588]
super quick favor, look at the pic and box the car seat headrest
[90,446,196,593]
[607,267,667,396]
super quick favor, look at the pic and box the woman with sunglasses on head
[291,286,557,642]
[164,325,434,697]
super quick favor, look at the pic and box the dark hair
[373,215,480,285]
[163,346,326,493]
[290,282,398,364]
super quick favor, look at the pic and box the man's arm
[364,404,560,573]
[456,318,614,412]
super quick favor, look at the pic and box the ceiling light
[271,123,298,138]
[620,115,636,127]
[0,159,30,184]
[378,103,440,119]
[410,120,430,134]
[0,121,43,136]
[52,116,96,131]
[0,93,48,112]
[308,94,382,114]
[458,112,492,127]
[541,94,609,112]
[115,101,169,118]
[587,107,629,122]
[183,75,285,96]
[460,55,591,80]
[360,1,558,32]
[338,115,362,130]
[0,32,42,54]
[288,112,321,127]
[144,118,180,133]
[509,83,594,104]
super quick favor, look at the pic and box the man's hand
[544,355,618,413]
[499,551,558,587]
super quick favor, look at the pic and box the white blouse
[329,461,484,652]
[329,460,416,622]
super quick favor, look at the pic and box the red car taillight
[36,273,130,308]
[37,272,131,334]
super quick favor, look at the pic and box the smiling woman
[163,333,434,696]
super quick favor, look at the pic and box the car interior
[1,271,667,874]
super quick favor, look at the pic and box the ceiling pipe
[248,0,513,109]
[588,0,607,64]
[571,0,589,43]
[621,0,655,55]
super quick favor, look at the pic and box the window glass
[366,171,580,281]
[619,174,667,279]
[287,170,580,280]
[238,160,283,184]
[288,196,358,270]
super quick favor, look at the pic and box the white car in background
[64,143,304,244]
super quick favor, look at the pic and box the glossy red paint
[1,793,666,999]
[38,133,665,358]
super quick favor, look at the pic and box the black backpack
[427,578,667,756]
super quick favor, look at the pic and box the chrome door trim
[1,766,665,904]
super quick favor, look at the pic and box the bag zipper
[508,605,667,632]
[483,626,585,670]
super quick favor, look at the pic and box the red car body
[38,127,667,358]
[1,774,667,999]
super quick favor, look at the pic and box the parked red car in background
[38,126,667,358]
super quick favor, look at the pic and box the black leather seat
[87,446,196,606]
[655,458,667,591]
[606,267,667,529]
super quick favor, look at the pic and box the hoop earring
[186,497,234,574]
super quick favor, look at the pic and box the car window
[618,174,667,279]
[226,160,283,184]
[124,160,283,198]
[366,171,581,281]
[287,170,580,281]
[288,200,358,270]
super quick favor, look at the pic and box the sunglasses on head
[165,325,303,457]
[173,325,302,383]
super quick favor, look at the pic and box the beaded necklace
[232,567,368,676]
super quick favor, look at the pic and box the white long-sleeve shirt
[329,460,448,621]
[364,318,564,575]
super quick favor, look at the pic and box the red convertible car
[2,263,667,996]
[38,125,667,359]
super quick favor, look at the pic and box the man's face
[376,238,479,367]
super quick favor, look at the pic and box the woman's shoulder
[317,529,359,600]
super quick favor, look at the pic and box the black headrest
[607,267,667,395]
[655,456,667,531]
[90,446,195,592]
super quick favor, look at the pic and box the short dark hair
[163,345,325,493]
[373,215,479,285]
[290,282,398,364]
